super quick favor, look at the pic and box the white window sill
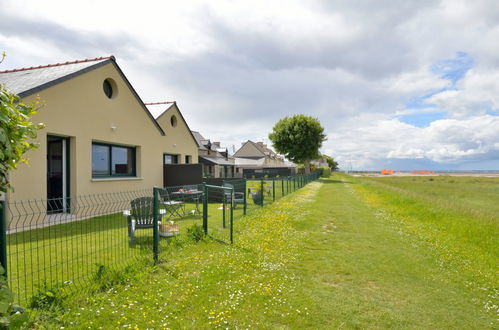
[91,177,144,182]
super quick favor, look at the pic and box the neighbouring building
[311,157,329,168]
[0,56,198,209]
[233,141,296,178]
[191,131,236,178]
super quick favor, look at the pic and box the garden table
[171,190,203,215]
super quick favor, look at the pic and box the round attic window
[170,115,177,127]
[103,78,117,99]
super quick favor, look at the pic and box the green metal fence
[202,185,234,244]
[2,189,155,305]
[0,172,320,306]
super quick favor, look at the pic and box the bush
[187,224,205,242]
[93,264,128,292]
[0,266,28,328]
[29,281,68,310]
[0,85,44,192]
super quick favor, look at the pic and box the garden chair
[123,197,165,246]
[159,189,185,220]
[223,183,245,208]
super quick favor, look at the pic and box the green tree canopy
[322,155,339,171]
[0,85,44,193]
[268,115,326,174]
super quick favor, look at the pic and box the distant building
[311,157,329,168]
[191,131,236,178]
[233,141,296,178]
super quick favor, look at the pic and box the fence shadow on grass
[317,178,350,184]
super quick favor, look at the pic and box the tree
[323,155,339,171]
[0,84,44,193]
[269,115,326,174]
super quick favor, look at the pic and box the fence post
[153,187,160,264]
[230,188,234,244]
[222,191,226,229]
[203,184,208,234]
[243,179,247,215]
[272,178,276,202]
[260,178,264,207]
[0,200,7,277]
[281,178,284,197]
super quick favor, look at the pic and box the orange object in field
[410,170,433,175]
[381,169,394,175]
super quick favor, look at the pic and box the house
[311,157,329,168]
[0,56,198,208]
[233,141,296,178]
[191,131,236,178]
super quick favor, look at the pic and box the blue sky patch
[400,52,474,126]
[398,111,446,127]
[431,51,474,85]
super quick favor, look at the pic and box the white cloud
[327,115,499,169]
[427,69,499,116]
[1,0,499,169]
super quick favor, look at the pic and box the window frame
[92,142,136,178]
[163,153,179,165]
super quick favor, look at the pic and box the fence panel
[5,189,153,305]
[153,185,205,256]
[203,185,233,244]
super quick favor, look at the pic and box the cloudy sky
[1,0,499,170]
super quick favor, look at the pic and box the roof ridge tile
[0,56,114,74]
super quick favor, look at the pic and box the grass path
[32,174,497,328]
[287,175,496,329]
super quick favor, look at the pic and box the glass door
[47,136,69,213]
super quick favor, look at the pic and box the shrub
[0,85,44,192]
[187,224,205,242]
[29,281,68,310]
[0,266,28,328]
[93,264,128,292]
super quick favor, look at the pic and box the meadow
[24,174,498,328]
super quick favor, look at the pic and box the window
[170,115,177,127]
[185,155,191,164]
[103,78,118,99]
[92,143,135,177]
[163,154,179,164]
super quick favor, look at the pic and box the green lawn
[7,199,262,305]
[26,174,498,328]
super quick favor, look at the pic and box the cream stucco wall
[8,62,198,202]
[155,105,198,164]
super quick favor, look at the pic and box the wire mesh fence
[202,185,234,244]
[0,171,321,307]
[3,189,154,306]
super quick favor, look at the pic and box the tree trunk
[304,159,311,174]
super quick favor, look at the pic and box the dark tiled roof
[0,56,113,97]
[191,131,209,150]
[199,156,235,166]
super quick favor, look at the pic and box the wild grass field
[25,174,498,329]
